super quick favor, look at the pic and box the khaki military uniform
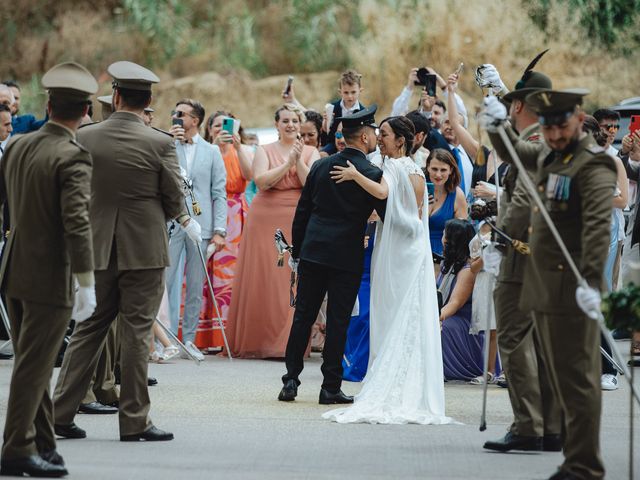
[81,321,119,405]
[54,111,184,436]
[0,122,94,459]
[490,127,616,479]
[493,122,562,439]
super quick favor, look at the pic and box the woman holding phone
[191,111,254,349]
[424,149,468,256]
[224,104,320,358]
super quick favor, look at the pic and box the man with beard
[482,89,616,480]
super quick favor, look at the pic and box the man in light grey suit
[167,99,227,359]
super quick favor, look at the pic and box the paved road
[0,344,638,479]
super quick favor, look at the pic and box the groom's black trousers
[283,260,361,392]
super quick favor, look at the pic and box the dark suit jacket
[292,147,383,274]
[78,112,185,271]
[11,113,48,134]
[320,100,365,155]
[0,122,94,307]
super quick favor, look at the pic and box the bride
[323,116,454,425]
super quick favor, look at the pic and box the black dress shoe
[548,469,581,479]
[104,400,119,408]
[0,352,12,360]
[542,433,562,452]
[54,422,86,439]
[147,377,158,386]
[278,379,298,402]
[40,450,65,467]
[120,426,174,442]
[78,401,118,415]
[319,388,354,405]
[0,455,68,477]
[483,431,542,452]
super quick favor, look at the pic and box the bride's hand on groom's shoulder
[330,160,358,183]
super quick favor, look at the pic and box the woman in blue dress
[425,149,468,255]
[438,219,487,381]
[342,222,376,381]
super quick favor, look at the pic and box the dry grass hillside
[4,0,640,130]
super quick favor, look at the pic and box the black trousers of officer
[283,260,361,392]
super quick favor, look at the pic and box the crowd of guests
[0,64,638,387]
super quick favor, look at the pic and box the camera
[415,68,437,96]
[469,199,498,221]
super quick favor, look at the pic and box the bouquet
[601,283,640,331]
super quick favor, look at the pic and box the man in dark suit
[280,105,383,404]
[0,62,98,478]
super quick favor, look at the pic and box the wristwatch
[213,228,227,238]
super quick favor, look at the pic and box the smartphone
[222,117,234,134]
[425,75,437,97]
[426,182,435,197]
[172,117,183,127]
[284,76,294,96]
[630,115,640,135]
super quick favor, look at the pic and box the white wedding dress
[323,156,454,425]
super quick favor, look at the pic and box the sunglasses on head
[335,132,344,139]
[599,123,620,131]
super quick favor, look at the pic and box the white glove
[479,96,508,133]
[288,256,299,274]
[206,243,216,260]
[482,243,502,276]
[71,285,97,323]
[181,219,202,243]
[475,64,507,95]
[575,285,601,320]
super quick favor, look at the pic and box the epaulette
[526,133,541,142]
[70,138,89,153]
[151,126,173,137]
[586,144,606,154]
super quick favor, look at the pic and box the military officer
[482,90,616,480]
[0,62,98,477]
[479,66,562,453]
[53,61,201,442]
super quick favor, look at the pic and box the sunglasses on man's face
[599,123,620,131]
[171,110,196,119]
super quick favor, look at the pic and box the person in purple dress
[437,219,484,381]
[425,149,468,255]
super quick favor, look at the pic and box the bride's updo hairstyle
[380,116,415,157]
[441,219,476,275]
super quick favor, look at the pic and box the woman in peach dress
[224,104,320,358]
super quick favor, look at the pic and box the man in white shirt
[390,67,468,128]
[167,99,227,360]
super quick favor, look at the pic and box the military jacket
[78,112,185,271]
[0,122,94,307]
[489,128,616,314]
[496,123,542,283]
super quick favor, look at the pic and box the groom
[279,105,383,404]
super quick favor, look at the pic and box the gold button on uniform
[528,226,533,234]
[538,185,544,192]
[533,206,539,213]
[557,264,564,270]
